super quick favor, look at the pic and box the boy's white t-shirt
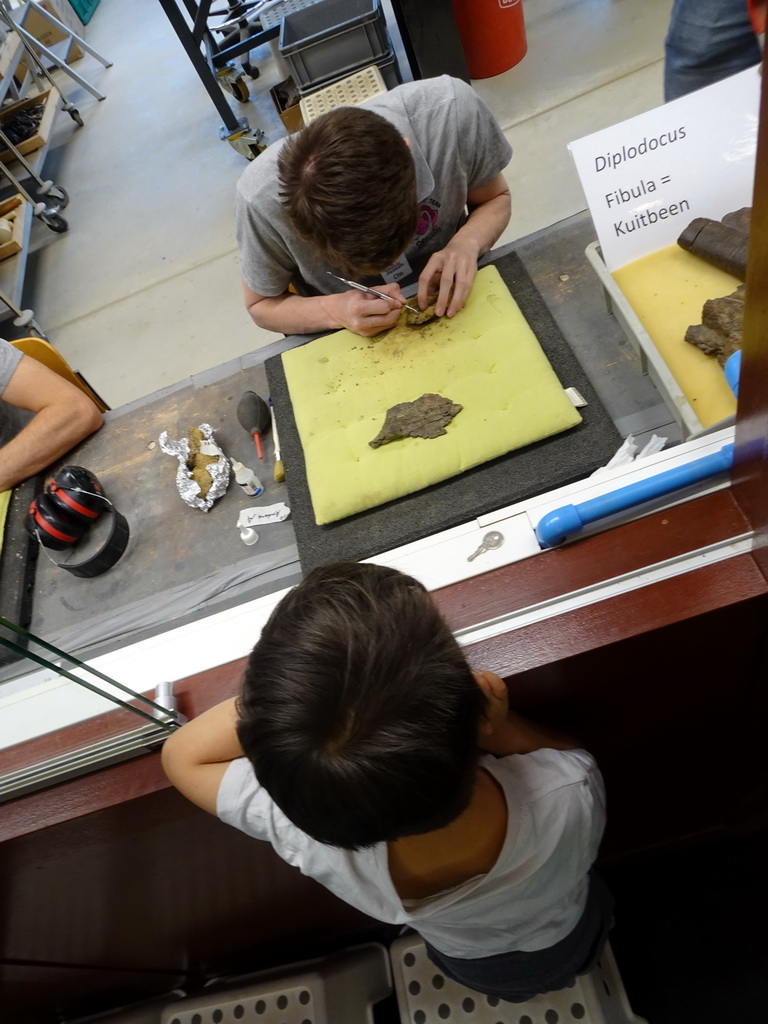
[217,748,606,959]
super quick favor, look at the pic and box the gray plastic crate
[260,0,326,31]
[258,0,330,83]
[279,0,390,93]
[298,45,400,96]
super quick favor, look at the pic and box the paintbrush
[268,397,284,483]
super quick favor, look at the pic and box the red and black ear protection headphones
[27,492,88,549]
[46,465,110,525]
[26,466,110,550]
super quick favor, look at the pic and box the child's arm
[161,697,244,814]
[474,670,580,756]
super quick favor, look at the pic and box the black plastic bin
[279,0,390,94]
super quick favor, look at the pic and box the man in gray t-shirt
[235,76,512,338]
[0,339,103,492]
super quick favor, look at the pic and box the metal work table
[17,211,678,669]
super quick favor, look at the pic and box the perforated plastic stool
[161,943,391,1023]
[390,933,648,1024]
[300,64,387,123]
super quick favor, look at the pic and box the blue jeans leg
[664,0,762,101]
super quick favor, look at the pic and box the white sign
[568,67,760,270]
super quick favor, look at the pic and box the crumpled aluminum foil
[158,422,230,512]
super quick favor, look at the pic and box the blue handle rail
[724,350,741,397]
[535,443,734,549]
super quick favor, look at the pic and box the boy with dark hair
[235,76,512,338]
[162,562,611,1002]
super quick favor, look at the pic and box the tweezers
[326,272,420,313]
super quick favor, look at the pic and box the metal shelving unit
[0,42,61,331]
[0,3,110,331]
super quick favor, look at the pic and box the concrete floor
[20,0,673,410]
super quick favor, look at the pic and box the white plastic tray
[300,63,386,122]
[585,240,704,441]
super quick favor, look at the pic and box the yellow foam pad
[613,246,739,428]
[282,265,582,525]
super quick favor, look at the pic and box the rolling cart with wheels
[0,150,67,232]
[0,99,69,232]
[156,0,272,158]
[0,8,111,334]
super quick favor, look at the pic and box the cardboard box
[0,194,26,263]
[16,1,84,63]
[271,78,304,135]
[0,87,59,164]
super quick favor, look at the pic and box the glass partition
[0,616,185,803]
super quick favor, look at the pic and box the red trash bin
[451,0,527,79]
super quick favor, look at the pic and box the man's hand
[243,279,406,337]
[417,173,511,320]
[417,237,481,319]
[330,282,407,337]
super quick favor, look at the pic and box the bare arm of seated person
[0,355,104,492]
[417,172,512,319]
[474,670,580,756]
[242,278,408,338]
[161,697,244,815]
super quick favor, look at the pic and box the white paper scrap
[236,503,291,528]
[590,434,668,479]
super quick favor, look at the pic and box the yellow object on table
[612,245,739,429]
[282,265,582,525]
[0,489,10,552]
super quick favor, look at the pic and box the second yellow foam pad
[282,265,582,525]
[613,246,739,429]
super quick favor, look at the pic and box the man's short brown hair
[277,106,418,277]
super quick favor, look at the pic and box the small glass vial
[231,459,264,497]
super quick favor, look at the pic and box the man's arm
[417,172,511,318]
[161,697,244,815]
[242,278,408,338]
[474,670,579,756]
[0,355,104,492]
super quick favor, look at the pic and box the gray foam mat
[266,252,622,573]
